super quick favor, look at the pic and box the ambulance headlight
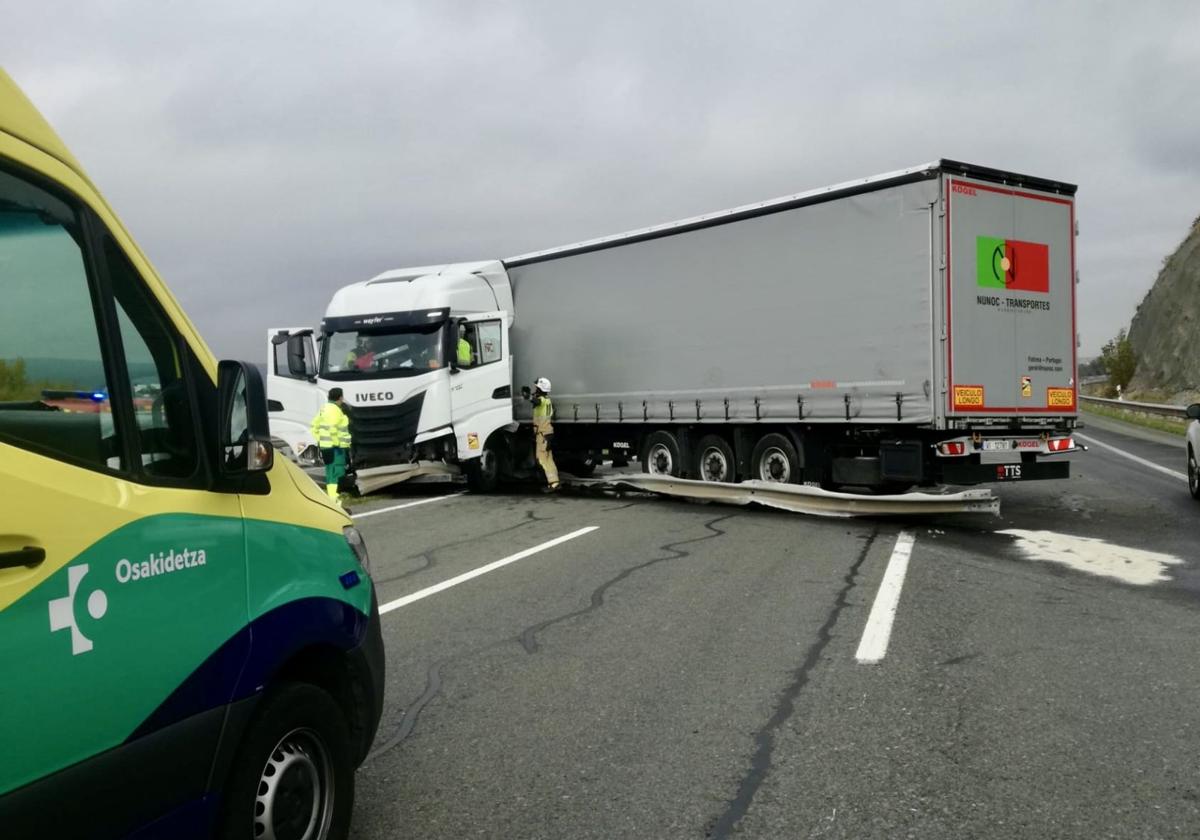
[343,526,371,575]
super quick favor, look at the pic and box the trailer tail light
[1047,437,1073,452]
[937,441,967,457]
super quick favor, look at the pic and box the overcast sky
[6,1,1199,361]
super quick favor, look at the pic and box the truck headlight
[343,526,371,575]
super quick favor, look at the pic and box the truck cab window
[321,325,443,379]
[477,320,502,365]
[0,168,124,470]
[103,236,200,480]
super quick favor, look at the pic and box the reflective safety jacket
[532,395,554,436]
[457,338,472,366]
[311,401,352,449]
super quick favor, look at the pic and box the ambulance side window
[103,236,201,481]
[0,167,126,470]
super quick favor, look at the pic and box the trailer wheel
[751,433,800,484]
[564,454,598,478]
[694,435,735,483]
[642,431,683,477]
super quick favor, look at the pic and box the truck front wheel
[751,433,801,484]
[219,682,355,840]
[642,431,683,477]
[466,440,504,492]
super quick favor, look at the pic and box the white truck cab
[268,260,516,490]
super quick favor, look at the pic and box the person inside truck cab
[457,323,475,367]
[347,335,376,371]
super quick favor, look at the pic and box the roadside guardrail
[1079,395,1189,419]
[569,474,1000,517]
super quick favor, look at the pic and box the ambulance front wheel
[219,682,355,840]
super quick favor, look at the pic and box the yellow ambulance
[0,70,382,840]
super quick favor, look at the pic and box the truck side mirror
[286,334,315,379]
[445,321,460,373]
[218,360,274,476]
[1188,404,1200,420]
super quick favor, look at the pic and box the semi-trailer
[269,159,1080,493]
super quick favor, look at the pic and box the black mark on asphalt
[364,639,508,764]
[940,652,981,667]
[707,527,880,839]
[517,514,735,654]
[372,509,549,586]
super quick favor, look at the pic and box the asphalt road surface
[345,416,1200,839]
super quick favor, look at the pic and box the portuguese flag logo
[977,236,1049,293]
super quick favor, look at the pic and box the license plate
[981,440,1011,451]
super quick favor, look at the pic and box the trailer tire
[694,434,735,483]
[751,433,801,484]
[563,454,598,478]
[642,431,683,477]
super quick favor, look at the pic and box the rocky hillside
[1127,217,1200,393]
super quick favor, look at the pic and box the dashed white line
[855,531,915,665]
[1074,433,1187,483]
[351,492,467,519]
[378,526,599,614]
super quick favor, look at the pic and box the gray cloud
[5,0,1200,359]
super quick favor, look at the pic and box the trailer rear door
[944,176,1076,419]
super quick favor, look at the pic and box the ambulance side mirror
[217,360,275,477]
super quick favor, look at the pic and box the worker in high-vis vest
[457,323,473,367]
[529,377,559,491]
[312,387,353,500]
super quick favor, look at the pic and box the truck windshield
[320,325,443,380]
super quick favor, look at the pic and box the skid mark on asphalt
[516,513,736,654]
[371,509,551,586]
[364,639,509,764]
[706,527,879,840]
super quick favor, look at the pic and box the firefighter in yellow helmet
[311,387,352,500]
[528,377,559,491]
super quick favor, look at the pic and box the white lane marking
[999,529,1183,586]
[378,526,599,614]
[351,492,467,519]
[855,531,915,665]
[1074,433,1187,483]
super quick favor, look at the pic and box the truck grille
[347,393,425,467]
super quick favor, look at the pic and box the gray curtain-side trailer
[505,160,1078,489]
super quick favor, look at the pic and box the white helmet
[535,377,552,393]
